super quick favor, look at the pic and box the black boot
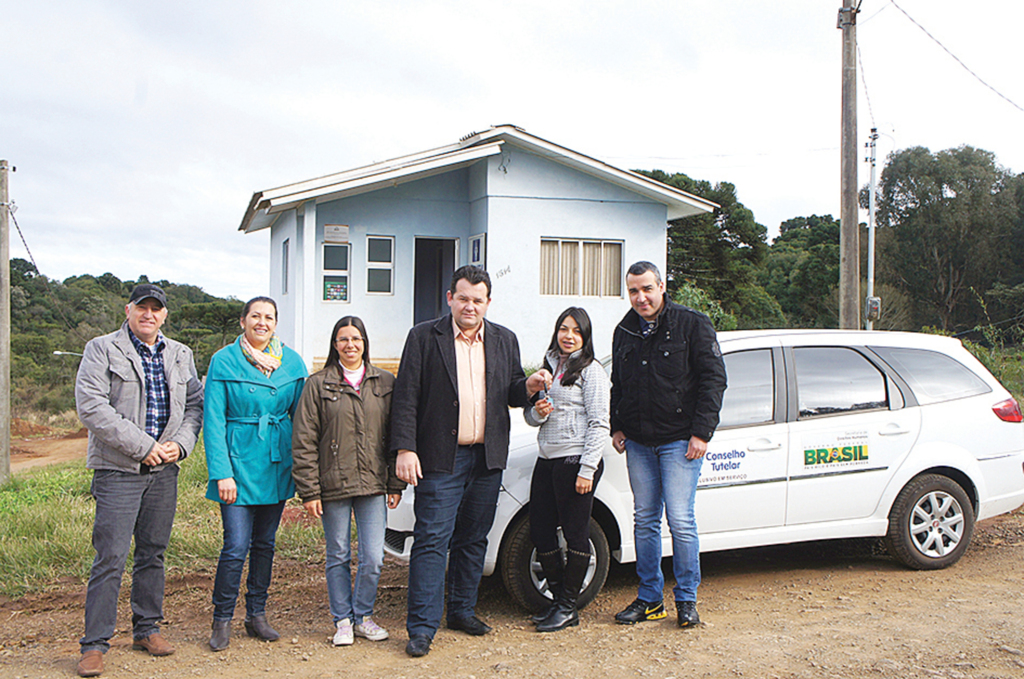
[537,549,588,632]
[531,549,564,624]
[209,619,231,651]
[244,614,280,641]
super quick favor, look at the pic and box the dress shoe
[245,614,280,641]
[132,632,175,656]
[76,650,104,677]
[405,634,432,657]
[677,600,701,628]
[447,615,492,636]
[209,619,231,651]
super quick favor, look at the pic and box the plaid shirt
[129,330,171,440]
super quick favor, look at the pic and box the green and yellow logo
[803,445,868,466]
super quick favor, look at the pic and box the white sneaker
[354,617,389,641]
[333,618,354,646]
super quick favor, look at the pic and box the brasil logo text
[803,445,868,466]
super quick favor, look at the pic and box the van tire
[500,513,610,612]
[885,474,974,570]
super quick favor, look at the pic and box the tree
[637,170,768,319]
[757,215,841,327]
[871,146,1018,331]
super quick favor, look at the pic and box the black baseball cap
[128,283,168,308]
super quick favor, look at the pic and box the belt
[226,413,288,462]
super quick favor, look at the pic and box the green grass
[0,467,96,596]
[0,437,327,599]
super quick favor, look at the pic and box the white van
[385,330,1024,611]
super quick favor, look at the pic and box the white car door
[785,345,921,525]
[698,344,789,533]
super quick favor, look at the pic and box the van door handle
[747,440,782,452]
[879,426,910,436]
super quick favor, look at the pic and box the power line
[890,0,1024,114]
[857,46,877,128]
[6,203,85,338]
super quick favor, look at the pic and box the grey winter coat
[75,321,204,473]
[524,350,610,479]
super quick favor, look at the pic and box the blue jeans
[212,501,285,621]
[625,439,703,603]
[81,466,178,653]
[406,445,502,638]
[322,494,387,624]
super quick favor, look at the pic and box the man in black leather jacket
[610,261,726,629]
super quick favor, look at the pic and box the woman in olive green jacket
[291,316,405,646]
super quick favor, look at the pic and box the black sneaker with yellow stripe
[614,598,667,624]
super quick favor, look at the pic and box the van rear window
[870,346,991,405]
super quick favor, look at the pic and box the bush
[672,280,737,331]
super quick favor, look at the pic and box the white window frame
[323,242,350,303]
[366,235,395,296]
[281,238,289,295]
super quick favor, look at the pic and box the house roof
[238,125,718,233]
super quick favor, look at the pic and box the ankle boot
[537,549,588,632]
[531,549,565,624]
[244,614,280,641]
[209,619,231,651]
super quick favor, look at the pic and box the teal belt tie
[225,413,287,462]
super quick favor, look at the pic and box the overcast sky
[4,0,1022,300]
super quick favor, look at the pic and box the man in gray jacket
[74,284,203,678]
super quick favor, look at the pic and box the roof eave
[469,126,719,219]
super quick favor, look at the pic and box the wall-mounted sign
[325,224,350,243]
[470,233,486,267]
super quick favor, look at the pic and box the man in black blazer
[392,265,550,657]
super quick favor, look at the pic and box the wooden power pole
[838,0,860,329]
[1,160,11,484]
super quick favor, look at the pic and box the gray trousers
[80,466,178,653]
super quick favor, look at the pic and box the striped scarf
[240,334,283,376]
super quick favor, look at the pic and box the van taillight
[993,398,1023,422]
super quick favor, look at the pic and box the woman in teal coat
[204,296,307,651]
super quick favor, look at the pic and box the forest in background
[9,262,241,420]
[9,143,1024,420]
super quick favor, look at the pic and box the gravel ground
[3,504,1024,679]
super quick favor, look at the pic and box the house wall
[269,209,299,347]
[306,169,472,365]
[266,142,672,372]
[479,148,668,363]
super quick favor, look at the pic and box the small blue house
[237,125,715,370]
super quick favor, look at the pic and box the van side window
[795,347,887,418]
[719,349,774,428]
[870,346,991,405]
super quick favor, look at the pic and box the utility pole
[1,160,11,484]
[865,128,880,330]
[838,0,860,329]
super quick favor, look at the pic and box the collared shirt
[639,297,665,337]
[129,330,170,441]
[454,317,486,445]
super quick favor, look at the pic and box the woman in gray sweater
[525,307,610,633]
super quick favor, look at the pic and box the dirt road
[3,430,1024,678]
[2,509,1024,678]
